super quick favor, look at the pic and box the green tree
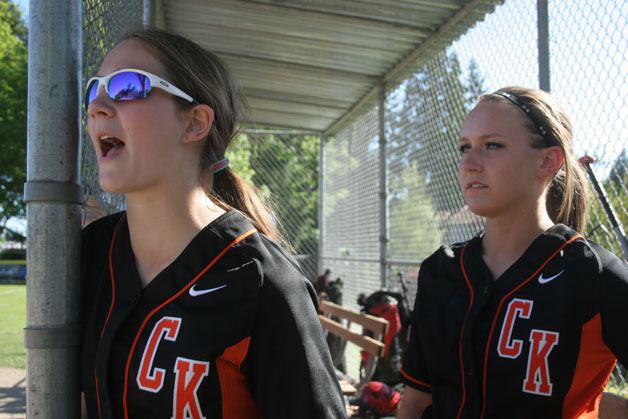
[464,58,486,111]
[387,50,485,246]
[0,0,27,225]
[226,133,256,184]
[227,133,320,277]
[388,162,442,259]
[250,134,319,252]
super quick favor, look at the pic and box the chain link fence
[81,0,626,396]
[548,0,628,395]
[322,0,626,393]
[81,0,143,212]
[228,131,321,281]
[320,106,382,310]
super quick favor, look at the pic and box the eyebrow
[459,132,507,142]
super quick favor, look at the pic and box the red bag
[360,381,401,416]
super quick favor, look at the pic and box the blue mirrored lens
[109,71,150,101]
[85,79,99,110]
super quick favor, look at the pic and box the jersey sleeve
[596,244,628,366]
[79,213,121,399]
[243,253,346,418]
[401,260,433,393]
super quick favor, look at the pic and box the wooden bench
[600,391,628,418]
[319,300,389,396]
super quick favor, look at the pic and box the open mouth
[466,181,487,190]
[99,135,125,158]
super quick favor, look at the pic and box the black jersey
[401,224,628,419]
[80,211,346,419]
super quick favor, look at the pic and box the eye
[486,142,503,150]
[459,143,471,154]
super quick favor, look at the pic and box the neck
[124,185,225,287]
[481,200,554,280]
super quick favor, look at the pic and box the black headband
[494,92,551,146]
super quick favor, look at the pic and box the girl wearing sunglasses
[397,87,628,418]
[80,29,346,419]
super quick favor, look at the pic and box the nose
[87,85,115,119]
[459,149,482,174]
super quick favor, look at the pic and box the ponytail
[547,153,590,233]
[210,169,286,245]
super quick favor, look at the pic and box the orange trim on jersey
[93,223,120,418]
[476,235,583,419]
[456,244,475,419]
[215,336,262,419]
[100,224,119,338]
[562,314,617,419]
[121,228,258,419]
[95,375,102,419]
[400,367,432,388]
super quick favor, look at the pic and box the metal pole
[145,0,166,29]
[318,133,326,276]
[378,82,388,288]
[143,0,153,26]
[537,0,550,92]
[579,157,628,259]
[24,0,83,417]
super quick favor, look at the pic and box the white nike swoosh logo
[538,270,564,284]
[189,284,227,297]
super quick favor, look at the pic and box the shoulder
[244,233,312,297]
[420,238,473,278]
[81,211,125,260]
[550,222,626,277]
[548,224,628,291]
[214,211,311,293]
[81,211,124,244]
[576,239,628,282]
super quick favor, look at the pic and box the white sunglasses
[85,68,196,110]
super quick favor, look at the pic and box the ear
[538,146,564,179]
[181,104,214,144]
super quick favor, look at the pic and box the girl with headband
[397,86,628,418]
[80,28,345,419]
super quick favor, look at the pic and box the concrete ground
[0,368,25,419]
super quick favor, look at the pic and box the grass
[0,284,26,369]
[0,260,26,265]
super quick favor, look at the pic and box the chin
[98,175,127,195]
[464,201,494,219]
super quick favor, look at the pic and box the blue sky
[14,0,27,17]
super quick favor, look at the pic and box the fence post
[24,0,83,417]
[143,0,153,26]
[143,0,166,28]
[378,82,388,288]
[537,0,550,92]
[318,133,326,276]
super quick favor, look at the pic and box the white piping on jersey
[226,259,255,272]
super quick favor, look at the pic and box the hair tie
[211,158,229,174]
[494,91,551,146]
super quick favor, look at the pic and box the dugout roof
[153,0,500,133]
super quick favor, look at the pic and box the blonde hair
[121,28,284,242]
[478,86,590,232]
